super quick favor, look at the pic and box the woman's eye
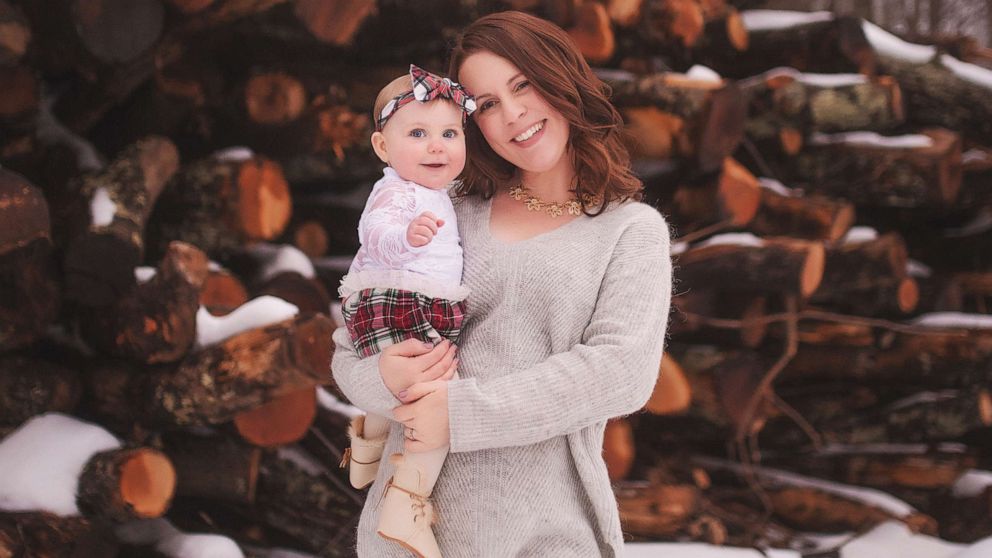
[443,129,459,138]
[514,80,530,92]
[478,99,496,113]
[409,129,426,138]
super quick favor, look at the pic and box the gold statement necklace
[508,184,602,218]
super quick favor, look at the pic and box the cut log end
[293,221,329,258]
[237,158,291,241]
[779,127,803,155]
[645,352,691,415]
[234,387,317,447]
[568,2,615,64]
[244,73,307,125]
[603,418,635,481]
[119,450,176,518]
[980,390,992,427]
[724,8,748,51]
[200,269,249,316]
[293,0,377,46]
[897,277,920,314]
[828,204,856,243]
[800,243,826,298]
[719,158,761,226]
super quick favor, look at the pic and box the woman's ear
[371,131,390,164]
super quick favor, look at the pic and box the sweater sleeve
[446,211,673,453]
[330,326,402,417]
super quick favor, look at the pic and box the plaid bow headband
[375,64,477,132]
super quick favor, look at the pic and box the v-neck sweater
[331,193,673,557]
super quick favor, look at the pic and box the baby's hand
[406,211,445,248]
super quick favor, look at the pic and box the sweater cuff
[352,352,403,415]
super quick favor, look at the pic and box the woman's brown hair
[448,10,642,213]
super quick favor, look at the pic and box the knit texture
[331,194,673,557]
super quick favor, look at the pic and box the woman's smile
[511,120,546,145]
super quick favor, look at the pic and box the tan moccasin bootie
[377,454,441,558]
[340,415,386,489]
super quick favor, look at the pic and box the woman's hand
[379,338,458,399]
[393,380,451,452]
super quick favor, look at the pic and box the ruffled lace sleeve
[357,179,426,268]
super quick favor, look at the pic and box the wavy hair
[447,10,642,214]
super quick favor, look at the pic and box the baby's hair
[372,75,412,129]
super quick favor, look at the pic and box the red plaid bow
[376,64,477,131]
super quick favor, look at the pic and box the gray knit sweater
[331,193,672,557]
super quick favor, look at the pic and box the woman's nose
[502,98,527,124]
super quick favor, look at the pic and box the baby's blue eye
[409,129,426,138]
[443,129,459,138]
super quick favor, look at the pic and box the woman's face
[458,51,571,177]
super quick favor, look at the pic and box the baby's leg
[362,412,390,440]
[403,445,449,492]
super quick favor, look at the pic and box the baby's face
[375,100,466,190]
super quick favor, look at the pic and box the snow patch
[742,10,833,32]
[671,241,688,255]
[841,521,963,558]
[685,65,722,82]
[943,208,992,237]
[214,146,254,162]
[862,20,936,63]
[0,413,121,515]
[696,232,765,249]
[797,72,868,87]
[759,177,794,197]
[842,226,879,244]
[117,518,244,558]
[90,187,116,227]
[276,446,330,477]
[317,387,363,419]
[911,312,992,330]
[810,131,933,149]
[135,266,157,284]
[952,470,992,498]
[940,54,992,90]
[195,296,299,348]
[906,259,932,279]
[249,243,316,281]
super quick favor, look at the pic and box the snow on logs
[146,148,291,261]
[62,136,180,307]
[604,69,746,173]
[0,414,176,524]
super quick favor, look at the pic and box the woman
[331,10,672,557]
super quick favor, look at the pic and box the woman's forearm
[330,326,402,417]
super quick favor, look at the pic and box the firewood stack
[2,0,992,555]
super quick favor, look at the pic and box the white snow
[248,243,316,281]
[810,131,934,149]
[951,470,992,498]
[626,543,800,557]
[842,226,879,244]
[208,260,223,272]
[940,55,992,91]
[841,521,963,558]
[117,518,244,558]
[797,72,868,88]
[316,387,363,419]
[90,187,116,227]
[276,446,331,477]
[671,241,687,255]
[195,296,299,348]
[135,266,157,283]
[741,10,834,32]
[214,146,254,162]
[943,208,992,237]
[862,20,936,64]
[695,232,766,249]
[758,177,794,197]
[0,413,121,516]
[693,456,918,518]
[685,65,722,83]
[816,442,966,455]
[906,259,933,279]
[951,537,992,558]
[962,149,990,165]
[911,312,992,329]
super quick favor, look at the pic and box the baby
[338,65,474,558]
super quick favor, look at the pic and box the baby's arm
[406,211,445,248]
[360,180,432,267]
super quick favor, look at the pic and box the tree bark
[76,447,177,523]
[677,237,825,298]
[0,354,80,428]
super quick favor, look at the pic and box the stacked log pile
[2,0,992,555]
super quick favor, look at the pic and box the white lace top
[339,167,467,301]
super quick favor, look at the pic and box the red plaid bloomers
[341,287,467,358]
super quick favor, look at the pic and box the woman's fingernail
[423,342,434,349]
[399,390,408,399]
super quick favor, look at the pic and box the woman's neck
[517,152,576,202]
